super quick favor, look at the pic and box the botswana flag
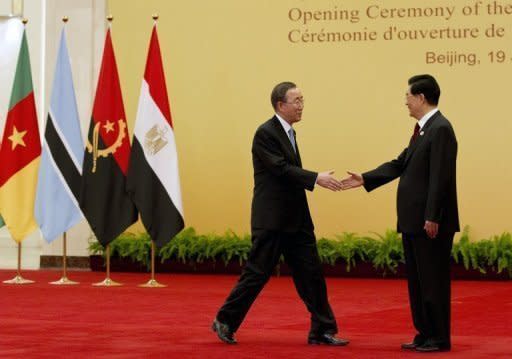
[35,28,84,242]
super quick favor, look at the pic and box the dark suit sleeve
[425,126,457,222]
[253,127,318,191]
[362,148,407,192]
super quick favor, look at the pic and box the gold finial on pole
[107,14,113,22]
[152,14,159,21]
[62,16,69,23]
[22,18,28,25]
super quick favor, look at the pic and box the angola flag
[127,25,184,247]
[0,29,41,242]
[80,28,137,246]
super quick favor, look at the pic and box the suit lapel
[404,111,440,165]
[271,116,300,166]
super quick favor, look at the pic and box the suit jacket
[362,111,459,234]
[250,116,317,232]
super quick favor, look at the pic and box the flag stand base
[138,242,166,287]
[92,245,122,286]
[4,243,34,284]
[50,234,79,285]
[138,279,167,288]
[3,275,34,285]
[92,277,122,287]
[49,276,79,285]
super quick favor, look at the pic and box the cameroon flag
[0,29,41,242]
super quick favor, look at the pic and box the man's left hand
[424,220,439,239]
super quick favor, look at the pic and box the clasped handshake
[317,170,364,192]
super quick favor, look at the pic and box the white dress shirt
[418,108,439,130]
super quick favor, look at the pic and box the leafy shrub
[89,226,512,277]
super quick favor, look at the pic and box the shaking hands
[316,170,343,191]
[339,171,364,190]
[316,170,365,192]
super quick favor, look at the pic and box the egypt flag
[80,28,137,246]
[127,25,184,247]
[0,29,41,242]
[35,28,84,242]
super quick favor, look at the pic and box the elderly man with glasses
[212,81,348,347]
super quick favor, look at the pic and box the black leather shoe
[401,334,426,350]
[415,342,450,353]
[401,342,420,350]
[212,319,237,344]
[308,334,349,346]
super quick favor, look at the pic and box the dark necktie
[411,123,420,143]
[288,128,296,153]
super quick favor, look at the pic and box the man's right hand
[316,170,342,191]
[340,171,364,190]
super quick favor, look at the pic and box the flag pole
[90,15,121,288]
[3,17,35,285]
[3,242,34,284]
[136,13,165,288]
[134,13,182,287]
[50,232,79,285]
[92,244,122,286]
[139,240,166,287]
[45,17,78,286]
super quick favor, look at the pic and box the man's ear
[276,102,283,112]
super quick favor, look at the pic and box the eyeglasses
[283,98,305,106]
[405,93,423,101]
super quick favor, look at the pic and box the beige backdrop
[109,0,512,239]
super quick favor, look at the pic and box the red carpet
[1,270,511,358]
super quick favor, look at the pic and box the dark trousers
[402,233,454,346]
[216,229,338,336]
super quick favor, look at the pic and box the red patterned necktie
[411,123,420,143]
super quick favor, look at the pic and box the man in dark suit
[212,81,349,346]
[341,74,459,352]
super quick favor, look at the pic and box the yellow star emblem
[103,120,115,134]
[8,126,27,150]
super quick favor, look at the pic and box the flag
[127,25,184,247]
[35,28,84,242]
[0,141,4,229]
[0,28,41,242]
[0,140,4,228]
[80,28,137,246]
